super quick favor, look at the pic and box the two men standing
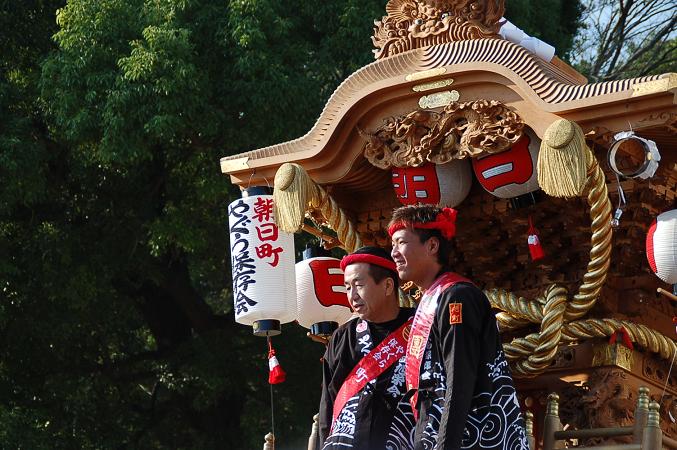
[319,204,528,449]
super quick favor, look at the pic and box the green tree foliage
[1,0,581,448]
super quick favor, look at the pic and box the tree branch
[608,15,677,78]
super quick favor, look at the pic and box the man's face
[343,262,393,322]
[391,228,438,286]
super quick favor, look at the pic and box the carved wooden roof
[221,3,677,433]
[221,38,675,194]
[372,0,505,59]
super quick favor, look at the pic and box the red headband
[387,207,458,240]
[340,253,397,272]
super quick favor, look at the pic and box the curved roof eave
[221,38,674,187]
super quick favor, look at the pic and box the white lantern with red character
[228,186,297,336]
[472,128,540,199]
[391,159,472,207]
[646,209,677,286]
[296,246,353,337]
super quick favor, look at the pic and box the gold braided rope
[489,290,544,330]
[495,312,531,331]
[484,121,672,378]
[568,150,613,320]
[273,163,362,253]
[486,146,612,331]
[480,120,616,377]
[504,318,677,377]
[313,189,363,253]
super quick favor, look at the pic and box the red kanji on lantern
[308,259,351,308]
[392,164,441,205]
[256,243,283,267]
[256,222,279,241]
[253,197,274,223]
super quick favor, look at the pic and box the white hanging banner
[228,193,297,326]
[296,257,353,329]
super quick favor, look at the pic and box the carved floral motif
[362,99,524,169]
[372,0,504,59]
[643,356,677,391]
[659,394,677,438]
[580,369,636,445]
[560,367,677,444]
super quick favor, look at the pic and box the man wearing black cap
[389,205,528,450]
[319,246,416,450]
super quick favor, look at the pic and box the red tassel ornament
[609,327,634,350]
[267,340,286,385]
[527,215,545,261]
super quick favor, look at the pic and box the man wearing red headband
[389,205,528,450]
[319,246,416,450]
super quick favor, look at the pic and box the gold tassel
[273,163,317,233]
[537,119,588,198]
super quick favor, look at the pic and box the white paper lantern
[296,251,353,336]
[472,128,540,199]
[228,187,296,335]
[646,209,677,285]
[391,159,472,207]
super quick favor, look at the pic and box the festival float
[221,1,677,448]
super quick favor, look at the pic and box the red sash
[405,273,471,419]
[332,317,413,426]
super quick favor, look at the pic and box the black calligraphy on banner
[229,199,258,315]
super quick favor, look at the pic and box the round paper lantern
[296,247,353,337]
[472,128,540,199]
[646,209,677,285]
[391,159,472,207]
[228,187,297,336]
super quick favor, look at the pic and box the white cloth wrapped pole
[499,19,556,62]
[228,193,297,326]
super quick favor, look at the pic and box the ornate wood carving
[580,369,636,445]
[637,111,677,134]
[550,346,577,370]
[372,0,504,59]
[558,367,677,444]
[642,355,677,390]
[362,99,524,169]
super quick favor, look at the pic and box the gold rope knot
[537,119,588,198]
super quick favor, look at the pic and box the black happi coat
[319,308,416,450]
[411,277,528,450]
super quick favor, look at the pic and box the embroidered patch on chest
[449,303,462,324]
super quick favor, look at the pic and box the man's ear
[426,236,440,256]
[384,277,395,296]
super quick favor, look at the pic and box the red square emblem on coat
[449,303,462,324]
